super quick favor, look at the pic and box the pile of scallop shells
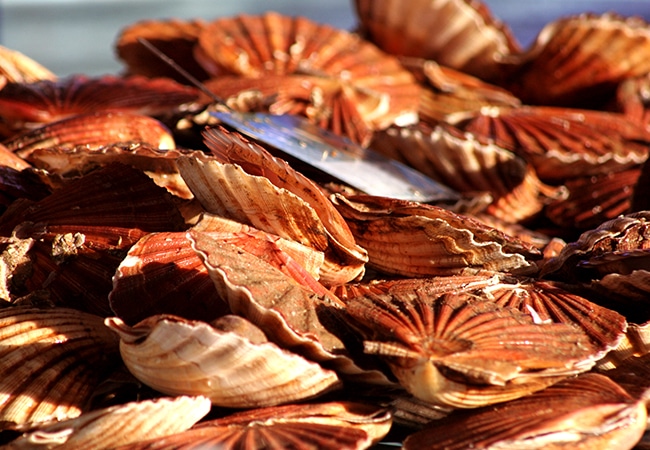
[0,0,650,448]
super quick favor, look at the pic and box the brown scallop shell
[0,164,186,315]
[115,18,211,83]
[0,75,200,137]
[0,45,56,84]
[447,106,650,182]
[545,168,642,231]
[504,13,650,107]
[106,314,342,408]
[3,112,176,160]
[372,121,563,223]
[0,142,31,171]
[353,0,519,83]
[344,290,598,408]
[331,193,537,277]
[193,12,419,145]
[25,143,199,199]
[0,306,119,429]
[114,401,391,450]
[5,395,211,450]
[582,249,650,305]
[189,229,392,385]
[403,373,647,450]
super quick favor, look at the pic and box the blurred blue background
[2,0,650,77]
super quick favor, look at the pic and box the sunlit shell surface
[331,193,537,277]
[0,45,56,84]
[106,314,342,408]
[25,143,198,199]
[353,0,519,82]
[0,306,119,429]
[582,249,650,305]
[193,12,419,145]
[5,395,211,450]
[343,290,598,408]
[189,229,391,385]
[447,106,650,182]
[504,13,650,107]
[0,164,186,315]
[403,373,647,450]
[371,121,562,223]
[0,75,199,137]
[2,112,176,159]
[113,401,391,450]
[115,18,211,83]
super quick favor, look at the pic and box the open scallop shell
[447,106,650,182]
[3,112,176,159]
[106,314,342,408]
[193,12,419,145]
[0,164,186,315]
[403,373,647,450]
[5,395,211,450]
[113,401,391,450]
[343,290,600,408]
[0,75,199,137]
[504,13,650,107]
[0,306,119,429]
[331,193,537,277]
[353,0,519,83]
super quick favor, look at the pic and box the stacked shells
[0,1,648,448]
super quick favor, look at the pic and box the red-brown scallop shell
[353,0,520,83]
[403,373,647,450]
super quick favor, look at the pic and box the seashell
[0,45,56,84]
[201,126,368,284]
[0,143,31,171]
[0,75,200,137]
[193,12,419,145]
[24,143,199,199]
[0,306,120,429]
[632,156,650,212]
[115,18,211,83]
[106,314,343,408]
[0,164,186,315]
[581,249,650,305]
[353,0,520,83]
[3,112,176,160]
[480,279,627,359]
[331,193,537,277]
[5,395,211,450]
[599,352,650,401]
[189,229,392,385]
[503,13,650,107]
[545,168,642,231]
[403,373,647,450]
[447,106,650,182]
[371,121,563,223]
[113,401,391,450]
[615,72,650,128]
[0,166,51,215]
[343,290,599,408]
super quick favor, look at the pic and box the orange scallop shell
[0,45,56,84]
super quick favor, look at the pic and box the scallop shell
[113,401,391,450]
[5,395,211,450]
[581,249,650,305]
[0,143,31,171]
[344,290,599,408]
[504,13,650,107]
[189,229,391,385]
[545,168,642,231]
[25,143,198,199]
[193,12,419,145]
[106,314,342,408]
[447,106,650,182]
[331,193,537,277]
[0,45,56,84]
[0,306,119,429]
[0,75,199,137]
[0,164,186,315]
[372,121,563,223]
[3,112,176,159]
[115,18,211,83]
[353,0,520,82]
[403,373,647,450]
